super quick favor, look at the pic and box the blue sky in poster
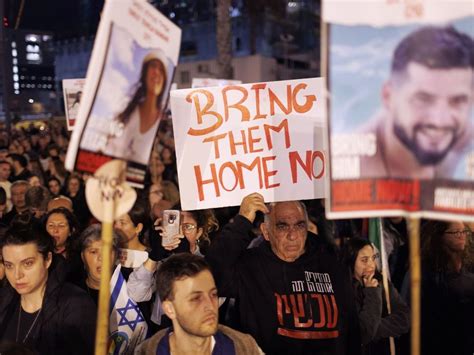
[329,15,474,133]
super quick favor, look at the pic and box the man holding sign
[206,193,360,354]
[360,25,474,179]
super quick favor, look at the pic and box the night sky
[5,0,104,39]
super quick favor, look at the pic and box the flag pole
[377,218,395,355]
[408,217,421,355]
[94,198,115,355]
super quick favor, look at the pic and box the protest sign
[192,77,242,88]
[170,78,327,210]
[85,160,136,223]
[62,78,85,131]
[324,0,474,221]
[65,0,181,187]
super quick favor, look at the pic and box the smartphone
[162,210,180,247]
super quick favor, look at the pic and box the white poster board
[65,0,181,187]
[62,78,85,131]
[170,78,328,210]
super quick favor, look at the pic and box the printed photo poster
[192,78,242,88]
[62,78,85,131]
[65,0,181,187]
[170,78,327,210]
[323,0,474,221]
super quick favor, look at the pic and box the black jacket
[354,278,410,355]
[206,215,361,355]
[0,269,96,354]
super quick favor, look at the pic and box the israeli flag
[109,264,148,355]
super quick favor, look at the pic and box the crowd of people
[0,120,472,355]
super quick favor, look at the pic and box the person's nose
[203,294,216,311]
[14,266,24,280]
[429,100,453,126]
[286,228,299,241]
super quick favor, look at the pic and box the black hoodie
[207,215,361,355]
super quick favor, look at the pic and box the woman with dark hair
[47,176,62,198]
[106,52,168,164]
[419,220,474,355]
[127,208,219,327]
[0,214,96,354]
[341,238,409,355]
[45,207,80,258]
[114,198,150,252]
[44,207,83,284]
[64,174,91,230]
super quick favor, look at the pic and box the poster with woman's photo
[323,0,474,221]
[65,0,181,187]
[62,78,85,131]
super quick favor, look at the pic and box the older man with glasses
[206,193,361,355]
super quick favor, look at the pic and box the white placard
[65,0,181,187]
[170,78,328,210]
[62,78,85,131]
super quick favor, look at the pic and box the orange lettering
[292,83,316,113]
[186,89,223,136]
[269,85,291,115]
[194,164,220,201]
[264,119,290,150]
[251,83,268,120]
[223,86,250,122]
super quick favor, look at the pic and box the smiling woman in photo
[106,51,169,164]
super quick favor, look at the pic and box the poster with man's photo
[324,0,474,221]
[65,0,181,187]
[62,78,85,131]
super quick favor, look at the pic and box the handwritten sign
[170,78,327,210]
[85,160,137,222]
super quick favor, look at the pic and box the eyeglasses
[445,230,472,238]
[182,223,197,233]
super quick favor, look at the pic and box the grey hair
[263,201,309,225]
[79,223,120,253]
[11,180,29,190]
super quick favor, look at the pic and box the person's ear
[382,81,392,109]
[81,252,85,264]
[136,223,143,236]
[260,222,270,242]
[162,300,176,320]
[45,252,53,269]
[196,227,203,240]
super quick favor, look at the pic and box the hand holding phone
[162,210,180,247]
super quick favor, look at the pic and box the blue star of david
[116,300,145,331]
